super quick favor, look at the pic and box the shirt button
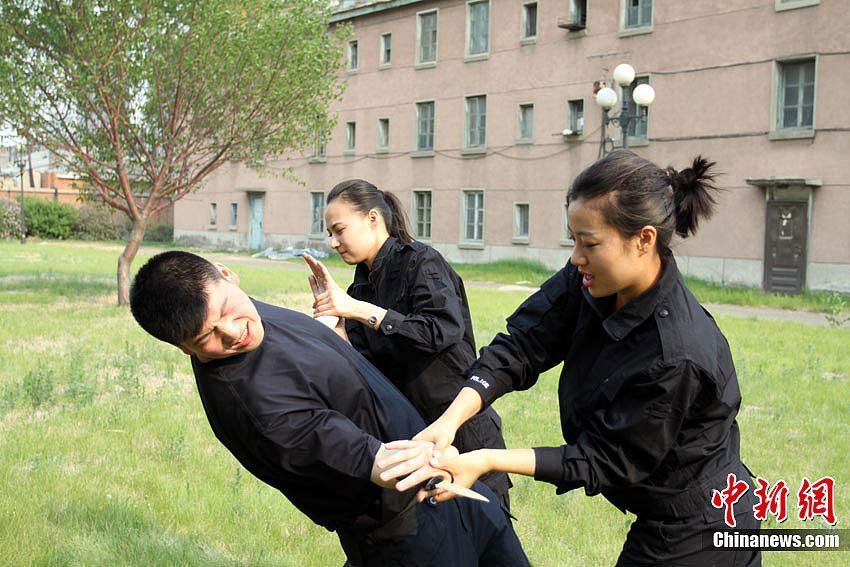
[658,308,669,318]
[386,324,394,331]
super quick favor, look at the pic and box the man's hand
[376,440,460,491]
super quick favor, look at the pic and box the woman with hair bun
[303,178,512,508]
[383,150,760,565]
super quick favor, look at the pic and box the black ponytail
[670,156,718,238]
[568,149,722,256]
[327,179,413,243]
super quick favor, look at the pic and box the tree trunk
[117,217,148,306]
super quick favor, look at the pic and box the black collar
[582,255,679,341]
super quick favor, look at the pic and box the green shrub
[22,364,56,409]
[71,203,121,240]
[22,198,77,239]
[143,223,174,242]
[0,196,24,239]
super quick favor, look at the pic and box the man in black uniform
[129,251,528,567]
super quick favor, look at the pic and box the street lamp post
[595,63,656,158]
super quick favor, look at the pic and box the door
[764,201,807,293]
[247,193,265,250]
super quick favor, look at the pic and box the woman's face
[325,199,385,266]
[567,195,658,308]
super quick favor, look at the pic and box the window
[561,202,571,244]
[571,0,587,27]
[568,99,584,134]
[776,0,819,11]
[345,121,356,153]
[413,190,432,240]
[417,11,438,64]
[465,95,487,149]
[209,203,217,226]
[623,76,649,141]
[522,2,538,40]
[380,33,392,66]
[462,190,484,242]
[310,192,325,235]
[416,101,435,152]
[467,1,490,57]
[778,59,815,130]
[517,103,534,141]
[348,40,358,70]
[229,203,238,227]
[377,118,390,151]
[624,0,652,29]
[514,203,530,240]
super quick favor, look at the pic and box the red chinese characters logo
[797,476,837,525]
[712,474,839,528]
[752,477,789,523]
[711,473,750,528]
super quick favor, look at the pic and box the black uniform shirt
[464,257,747,516]
[346,237,477,421]
[191,300,424,532]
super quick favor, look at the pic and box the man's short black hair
[130,251,223,345]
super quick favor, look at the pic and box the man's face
[178,268,265,362]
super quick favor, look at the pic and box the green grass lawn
[1,241,848,565]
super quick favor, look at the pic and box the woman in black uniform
[304,178,511,507]
[384,151,761,565]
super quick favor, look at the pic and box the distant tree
[0,0,346,304]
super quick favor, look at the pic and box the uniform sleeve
[377,253,467,354]
[532,360,703,495]
[464,264,582,407]
[260,403,382,481]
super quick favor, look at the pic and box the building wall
[175,0,850,290]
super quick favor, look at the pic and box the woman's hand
[412,416,460,461]
[303,253,367,321]
[429,450,491,503]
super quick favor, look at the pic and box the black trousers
[616,502,761,566]
[338,483,528,567]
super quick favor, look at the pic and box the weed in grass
[64,353,97,407]
[162,430,186,462]
[115,341,143,398]
[22,363,56,409]
[825,292,850,328]
[0,381,20,416]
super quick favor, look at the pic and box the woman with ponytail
[304,178,512,509]
[382,151,760,565]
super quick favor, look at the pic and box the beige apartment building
[174,0,850,292]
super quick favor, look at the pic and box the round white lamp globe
[595,87,618,110]
[632,83,656,106]
[613,63,636,87]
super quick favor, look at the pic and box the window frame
[619,0,653,37]
[344,121,356,154]
[460,189,485,245]
[617,74,651,146]
[416,9,439,68]
[465,0,491,60]
[517,102,534,143]
[568,98,585,136]
[770,55,818,140]
[464,94,487,152]
[209,202,217,227]
[347,40,359,71]
[379,33,392,67]
[415,100,436,154]
[377,118,390,152]
[309,191,325,237]
[560,202,572,247]
[521,2,538,43]
[229,202,238,229]
[512,201,530,244]
[775,0,819,11]
[412,189,433,241]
